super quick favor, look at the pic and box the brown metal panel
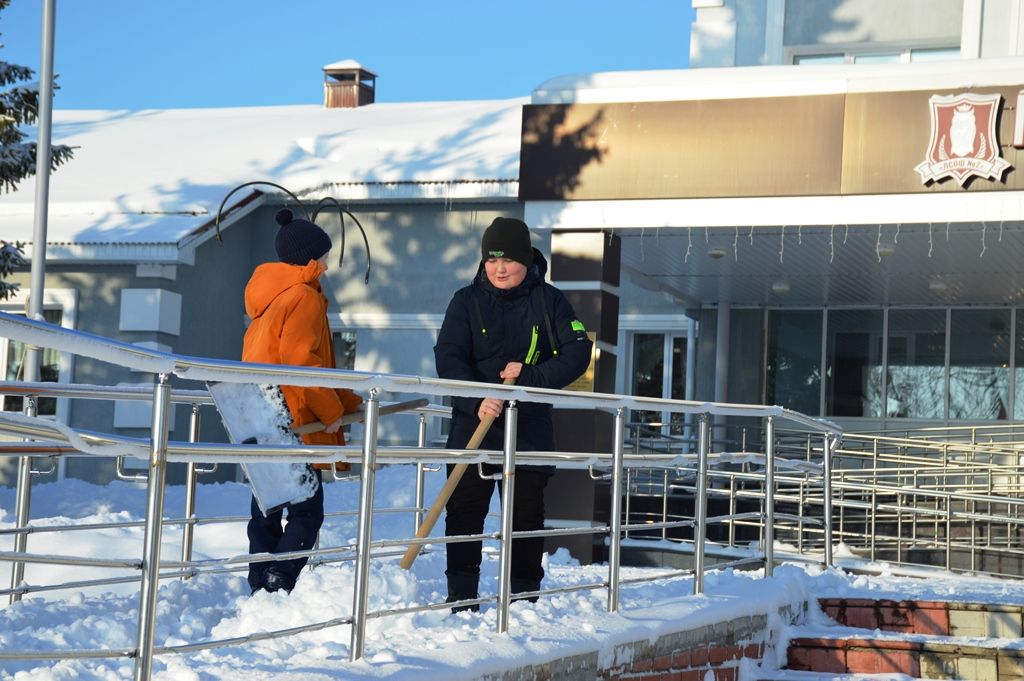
[842,87,1024,194]
[520,96,846,200]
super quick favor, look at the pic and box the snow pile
[3,466,1024,680]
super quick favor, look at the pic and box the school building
[2,0,1023,489]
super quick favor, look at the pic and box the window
[331,330,357,437]
[794,53,844,65]
[909,47,961,62]
[886,309,945,419]
[766,310,822,416]
[629,332,689,435]
[826,310,884,417]
[1,308,63,415]
[793,45,960,65]
[1016,313,1024,421]
[949,309,1009,420]
[332,331,356,371]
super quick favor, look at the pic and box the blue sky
[2,1,694,110]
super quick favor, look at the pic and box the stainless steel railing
[0,310,840,677]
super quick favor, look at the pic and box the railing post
[661,468,669,541]
[8,395,38,604]
[623,467,633,539]
[133,372,173,681]
[764,416,775,577]
[823,434,835,569]
[496,401,518,634]
[693,413,709,595]
[607,408,625,613]
[180,403,201,578]
[727,474,737,548]
[414,413,427,533]
[945,494,953,571]
[349,389,380,662]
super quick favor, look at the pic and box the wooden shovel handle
[399,378,516,570]
[291,398,430,435]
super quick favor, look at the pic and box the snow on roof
[0,98,525,246]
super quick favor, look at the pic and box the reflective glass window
[949,309,1009,420]
[826,310,883,417]
[886,309,945,419]
[766,310,822,416]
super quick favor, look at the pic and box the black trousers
[247,469,324,592]
[444,464,549,587]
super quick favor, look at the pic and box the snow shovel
[209,380,427,515]
[399,377,516,570]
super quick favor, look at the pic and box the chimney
[323,60,377,108]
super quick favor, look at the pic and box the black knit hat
[274,209,332,265]
[480,217,533,266]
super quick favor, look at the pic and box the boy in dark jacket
[242,208,363,594]
[434,217,592,610]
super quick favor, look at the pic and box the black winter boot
[262,567,295,594]
[445,571,480,613]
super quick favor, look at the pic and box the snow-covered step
[785,630,1024,679]
[819,597,1024,638]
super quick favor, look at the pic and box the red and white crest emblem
[914,93,1011,187]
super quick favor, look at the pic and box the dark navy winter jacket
[434,249,593,465]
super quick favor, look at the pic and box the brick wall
[479,605,799,681]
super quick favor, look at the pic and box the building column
[713,302,731,447]
[545,230,620,564]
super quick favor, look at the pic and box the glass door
[630,332,689,436]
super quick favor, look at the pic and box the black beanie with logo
[274,209,332,265]
[480,217,533,267]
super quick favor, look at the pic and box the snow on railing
[0,310,842,676]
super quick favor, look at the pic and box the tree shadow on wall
[520,104,606,199]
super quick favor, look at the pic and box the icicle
[797,225,802,245]
[894,223,901,244]
[684,227,692,263]
[980,221,987,258]
[779,225,785,264]
[843,224,849,244]
[640,227,646,262]
[875,224,882,263]
[705,226,710,243]
[946,222,950,241]
[999,220,1004,242]
[749,225,754,245]
[829,225,835,263]
[733,225,739,261]
[928,223,934,258]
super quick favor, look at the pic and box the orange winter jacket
[242,260,363,454]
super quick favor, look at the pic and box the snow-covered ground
[3,465,1024,680]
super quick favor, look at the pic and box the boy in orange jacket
[242,208,363,594]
